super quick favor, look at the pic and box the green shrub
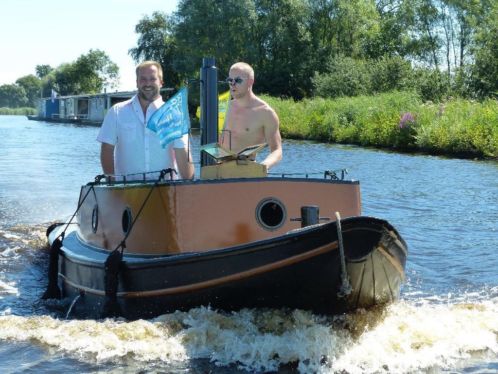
[0,107,36,115]
[312,56,371,98]
[369,56,413,93]
[265,91,498,158]
[412,68,451,102]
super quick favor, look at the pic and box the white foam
[0,280,19,296]
[0,300,496,373]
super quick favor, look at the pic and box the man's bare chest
[227,109,264,136]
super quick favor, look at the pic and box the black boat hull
[53,216,407,319]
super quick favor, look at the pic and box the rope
[41,184,96,300]
[335,211,352,298]
[101,168,173,318]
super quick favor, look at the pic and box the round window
[122,207,132,234]
[256,198,286,231]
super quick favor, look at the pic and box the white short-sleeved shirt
[97,95,189,180]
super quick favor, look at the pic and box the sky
[0,0,179,91]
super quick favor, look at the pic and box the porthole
[91,205,99,233]
[256,198,286,231]
[122,207,132,234]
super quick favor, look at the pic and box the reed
[263,92,498,158]
[0,107,36,115]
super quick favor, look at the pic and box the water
[0,115,497,373]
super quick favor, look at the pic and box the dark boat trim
[60,241,340,298]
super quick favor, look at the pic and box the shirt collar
[131,94,164,109]
[131,94,164,121]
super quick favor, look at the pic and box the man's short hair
[230,62,254,80]
[136,61,163,81]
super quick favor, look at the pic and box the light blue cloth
[147,87,190,148]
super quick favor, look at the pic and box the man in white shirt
[97,61,194,180]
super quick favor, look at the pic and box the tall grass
[263,92,498,159]
[0,107,36,115]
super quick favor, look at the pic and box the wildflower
[399,112,415,129]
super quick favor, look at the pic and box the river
[0,115,497,373]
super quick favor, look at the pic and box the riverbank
[265,91,498,159]
[0,107,36,115]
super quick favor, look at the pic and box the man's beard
[138,86,159,102]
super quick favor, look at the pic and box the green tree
[308,0,381,60]
[368,55,413,93]
[42,50,119,96]
[173,0,258,78]
[16,75,42,107]
[313,56,371,98]
[0,84,28,108]
[363,0,415,59]
[129,11,182,86]
[468,2,498,98]
[73,49,119,93]
[50,63,78,96]
[251,0,315,98]
[35,64,53,79]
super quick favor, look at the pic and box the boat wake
[0,297,496,373]
[0,224,497,373]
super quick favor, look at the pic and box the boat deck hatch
[256,198,286,231]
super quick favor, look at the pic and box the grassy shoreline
[3,95,497,160]
[0,107,36,115]
[264,91,498,160]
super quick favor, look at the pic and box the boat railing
[268,168,348,180]
[90,168,350,186]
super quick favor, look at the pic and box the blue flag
[147,87,190,148]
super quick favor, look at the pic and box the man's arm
[100,143,115,174]
[261,108,282,169]
[174,147,195,179]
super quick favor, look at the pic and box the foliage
[173,0,258,78]
[0,84,28,108]
[411,67,450,102]
[129,11,182,87]
[0,107,36,115]
[415,98,498,156]
[467,2,498,99]
[16,75,42,107]
[313,56,371,98]
[265,91,498,158]
[5,0,498,105]
[250,0,314,99]
[124,0,497,101]
[40,50,119,96]
[35,65,53,79]
[368,56,413,93]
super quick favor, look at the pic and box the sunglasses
[226,77,246,85]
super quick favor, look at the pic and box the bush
[415,99,498,157]
[368,56,413,93]
[265,92,498,158]
[412,68,451,102]
[312,56,371,98]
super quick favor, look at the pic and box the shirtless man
[220,62,282,169]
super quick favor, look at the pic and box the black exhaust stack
[200,57,219,167]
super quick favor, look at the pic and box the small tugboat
[43,58,407,320]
